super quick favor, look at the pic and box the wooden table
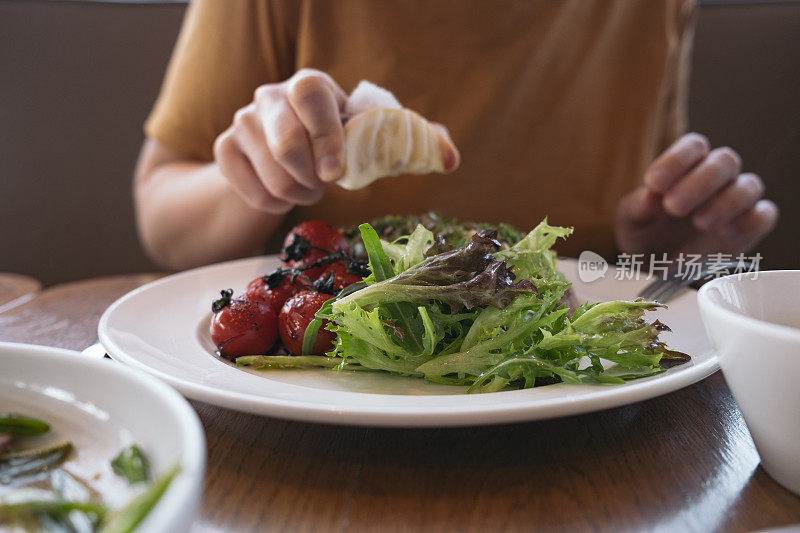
[1,274,798,532]
[0,272,41,313]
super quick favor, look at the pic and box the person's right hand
[213,69,348,214]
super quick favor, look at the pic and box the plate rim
[98,256,719,427]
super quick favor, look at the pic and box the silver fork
[636,261,750,304]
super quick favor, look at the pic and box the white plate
[99,256,717,427]
[0,342,205,532]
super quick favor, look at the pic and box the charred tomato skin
[281,220,349,278]
[318,262,363,291]
[210,297,278,359]
[278,290,336,356]
[244,273,312,313]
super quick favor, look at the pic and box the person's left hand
[615,133,778,257]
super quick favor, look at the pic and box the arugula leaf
[359,223,396,283]
[357,224,425,353]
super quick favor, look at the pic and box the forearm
[135,152,285,271]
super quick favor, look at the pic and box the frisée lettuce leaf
[246,218,690,392]
[333,225,538,313]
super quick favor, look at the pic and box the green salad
[239,219,689,392]
[0,413,177,533]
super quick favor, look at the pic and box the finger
[291,68,348,108]
[286,72,347,183]
[213,130,293,214]
[692,173,764,231]
[644,133,710,193]
[719,199,779,251]
[431,122,460,173]
[233,111,325,207]
[257,94,323,190]
[617,186,663,225]
[663,147,741,217]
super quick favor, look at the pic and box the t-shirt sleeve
[144,0,297,161]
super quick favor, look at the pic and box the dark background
[1,0,798,285]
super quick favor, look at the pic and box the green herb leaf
[0,441,71,483]
[300,218,690,392]
[301,318,323,355]
[0,414,50,436]
[379,224,435,273]
[335,229,537,313]
[357,223,425,352]
[0,499,107,528]
[111,445,150,485]
[495,218,573,281]
[237,355,345,369]
[359,223,396,283]
[99,464,180,533]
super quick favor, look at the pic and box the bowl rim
[0,341,206,532]
[697,270,800,342]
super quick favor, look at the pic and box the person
[134,0,778,271]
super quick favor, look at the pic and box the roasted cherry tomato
[278,290,336,356]
[244,270,312,313]
[281,220,349,278]
[316,261,364,292]
[210,290,278,359]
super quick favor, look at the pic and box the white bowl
[698,271,800,495]
[0,342,206,532]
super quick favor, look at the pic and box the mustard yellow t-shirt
[145,0,695,258]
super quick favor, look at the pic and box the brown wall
[690,2,800,273]
[1,1,798,285]
[0,1,184,285]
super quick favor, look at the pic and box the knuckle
[232,106,252,127]
[248,147,273,175]
[268,179,296,201]
[310,131,342,148]
[213,131,235,161]
[254,84,280,101]
[272,128,307,164]
[663,192,688,217]
[684,132,710,154]
[289,74,328,102]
